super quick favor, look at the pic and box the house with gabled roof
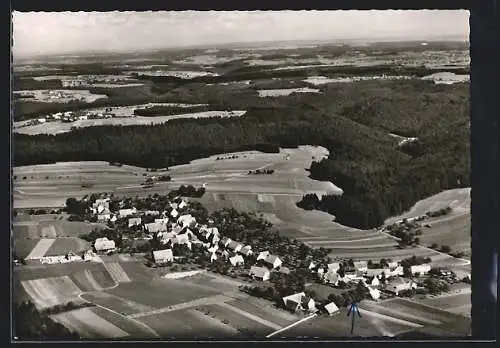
[177,214,196,228]
[410,264,431,276]
[210,252,218,263]
[94,237,116,252]
[98,213,111,222]
[119,208,137,218]
[264,255,282,269]
[229,255,245,267]
[323,270,339,286]
[327,262,341,272]
[257,250,270,261]
[208,244,219,254]
[385,278,417,296]
[145,222,167,234]
[366,268,391,278]
[144,210,160,216]
[155,217,168,225]
[249,266,271,281]
[153,249,173,264]
[354,261,368,273]
[282,292,306,312]
[308,261,317,271]
[178,200,187,210]
[170,208,179,218]
[170,202,179,210]
[128,217,142,228]
[368,286,381,300]
[324,302,339,315]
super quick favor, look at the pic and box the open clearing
[137,308,241,338]
[51,307,129,339]
[21,275,84,309]
[14,110,247,135]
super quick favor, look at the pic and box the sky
[12,10,469,58]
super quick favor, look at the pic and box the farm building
[368,286,381,300]
[144,210,160,216]
[227,241,243,253]
[239,245,253,256]
[323,270,339,286]
[263,255,282,269]
[354,261,368,272]
[208,244,219,254]
[178,200,187,209]
[390,265,404,277]
[153,249,173,264]
[170,202,179,210]
[94,237,116,252]
[366,268,391,278]
[324,302,339,315]
[370,276,380,287]
[110,215,117,222]
[181,228,195,240]
[155,218,168,225]
[327,262,340,272]
[207,227,219,236]
[128,217,142,227]
[385,278,417,296]
[145,222,167,234]
[119,208,137,218]
[308,261,317,270]
[257,250,270,261]
[170,209,179,218]
[229,255,245,267]
[411,264,431,276]
[177,214,196,228]
[388,261,399,269]
[283,292,316,313]
[250,266,271,281]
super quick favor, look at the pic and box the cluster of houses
[26,108,117,127]
[36,250,98,264]
[309,259,432,299]
[61,75,133,88]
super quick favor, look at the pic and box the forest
[13,80,469,229]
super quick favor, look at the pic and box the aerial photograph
[11,10,471,340]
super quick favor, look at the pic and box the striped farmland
[103,262,131,283]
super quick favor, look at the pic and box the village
[18,190,468,319]
[21,107,118,127]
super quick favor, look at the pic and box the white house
[264,255,282,269]
[170,202,179,210]
[308,261,317,270]
[257,250,270,261]
[388,261,399,269]
[317,267,325,277]
[354,261,368,273]
[155,218,168,225]
[110,215,117,223]
[145,222,167,234]
[249,266,271,281]
[227,241,243,253]
[282,292,309,312]
[370,277,380,287]
[324,302,339,315]
[208,244,219,254]
[207,227,219,236]
[94,237,116,252]
[144,210,160,216]
[390,266,404,277]
[170,209,179,218]
[386,278,417,296]
[178,200,187,209]
[119,208,137,218]
[411,264,431,276]
[229,255,245,267]
[327,262,340,272]
[323,270,339,286]
[153,249,173,264]
[128,217,142,228]
[366,268,391,278]
[368,286,381,300]
[177,214,196,228]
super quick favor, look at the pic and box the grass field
[50,307,130,339]
[82,291,154,316]
[107,278,220,309]
[21,275,84,309]
[89,306,158,338]
[137,308,241,338]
